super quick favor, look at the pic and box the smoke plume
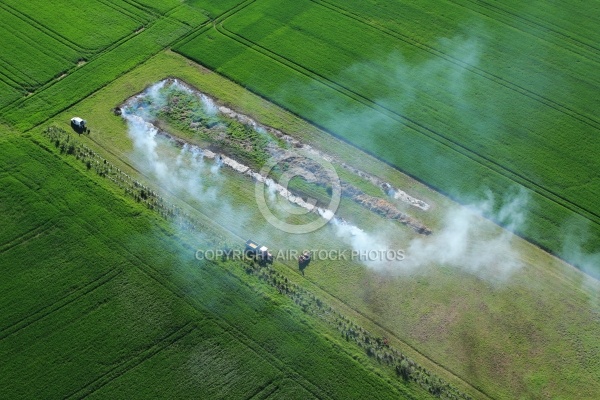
[330,188,528,282]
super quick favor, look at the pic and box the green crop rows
[1,0,599,398]
[175,0,600,273]
[0,0,233,114]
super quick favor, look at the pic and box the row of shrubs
[42,126,471,400]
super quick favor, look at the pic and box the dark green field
[0,135,429,399]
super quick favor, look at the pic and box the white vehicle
[70,117,86,129]
[245,239,273,263]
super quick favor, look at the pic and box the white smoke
[121,83,243,232]
[200,93,218,116]
[561,221,600,309]
[561,221,600,277]
[210,156,222,175]
[125,114,169,182]
[331,219,391,269]
[404,189,527,280]
[317,208,335,221]
[123,113,218,201]
[329,188,528,281]
[265,178,277,202]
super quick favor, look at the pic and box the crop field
[175,0,600,273]
[0,135,430,399]
[0,0,245,123]
[34,51,598,400]
[1,1,599,400]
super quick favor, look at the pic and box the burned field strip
[120,79,431,234]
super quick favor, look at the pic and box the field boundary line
[309,0,600,131]
[117,0,162,18]
[214,23,600,228]
[163,4,192,26]
[65,322,196,399]
[245,377,281,400]
[0,67,25,92]
[97,0,151,25]
[125,0,175,16]
[0,267,122,341]
[0,219,55,255]
[171,0,256,49]
[118,0,186,27]
[0,55,39,88]
[162,4,212,29]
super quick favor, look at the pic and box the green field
[1,1,599,399]
[175,0,600,274]
[0,0,243,117]
[41,51,599,400]
[0,135,431,399]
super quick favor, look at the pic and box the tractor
[245,240,273,264]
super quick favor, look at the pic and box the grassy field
[0,134,430,399]
[42,50,600,399]
[174,0,600,274]
[0,8,79,89]
[1,1,599,399]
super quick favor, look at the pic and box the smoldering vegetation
[121,79,431,234]
[330,187,529,282]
